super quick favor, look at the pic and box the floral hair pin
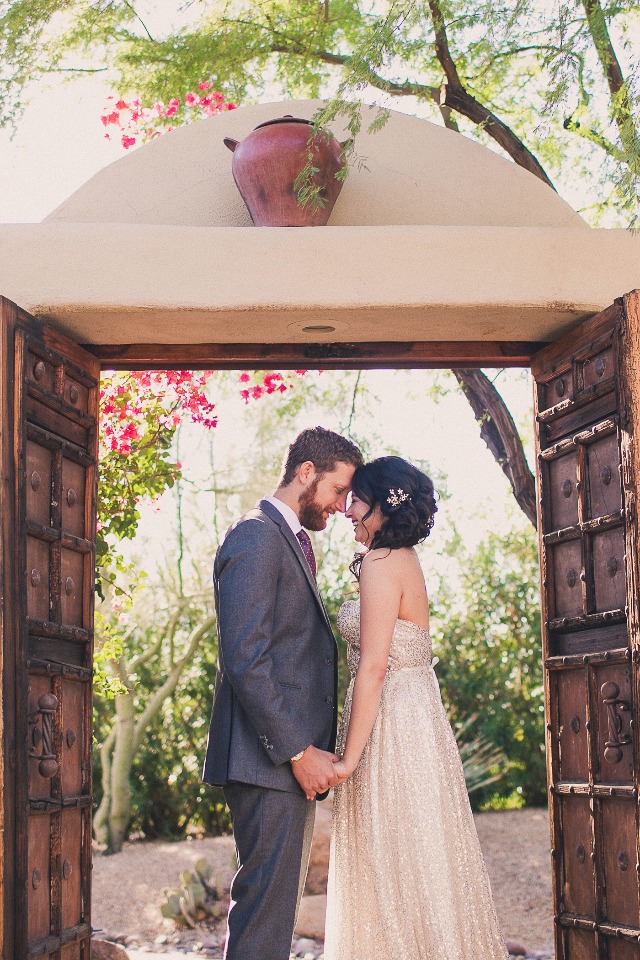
[387,488,410,508]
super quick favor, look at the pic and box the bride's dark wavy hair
[349,456,438,580]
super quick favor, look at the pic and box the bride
[325,455,508,960]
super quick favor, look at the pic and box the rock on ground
[295,895,327,940]
[91,941,130,960]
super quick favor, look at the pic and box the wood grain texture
[86,339,541,370]
[618,290,640,943]
[531,295,640,960]
[0,297,20,960]
[531,301,624,379]
[1,297,99,960]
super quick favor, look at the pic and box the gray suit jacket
[202,499,338,794]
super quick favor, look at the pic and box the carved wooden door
[533,291,640,960]
[1,298,99,960]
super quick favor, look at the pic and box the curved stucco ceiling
[45,99,586,230]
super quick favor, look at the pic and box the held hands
[291,745,342,800]
[331,757,353,784]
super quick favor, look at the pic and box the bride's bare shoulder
[361,547,409,573]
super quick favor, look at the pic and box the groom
[202,426,363,960]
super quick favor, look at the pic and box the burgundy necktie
[296,529,317,581]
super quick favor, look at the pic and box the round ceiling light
[301,325,336,333]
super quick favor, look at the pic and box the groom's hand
[291,745,341,799]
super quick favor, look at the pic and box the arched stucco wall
[45,100,586,231]
[3,100,638,347]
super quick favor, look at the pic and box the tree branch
[582,0,639,161]
[272,28,554,186]
[563,114,627,162]
[121,0,155,42]
[438,102,460,132]
[131,614,217,753]
[452,369,537,528]
[426,0,556,189]
[272,45,441,101]
[346,370,362,437]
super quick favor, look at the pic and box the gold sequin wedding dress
[324,598,508,960]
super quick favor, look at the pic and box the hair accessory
[386,488,410,509]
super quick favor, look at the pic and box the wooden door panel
[60,549,85,628]
[600,798,639,927]
[556,669,589,782]
[27,538,51,622]
[26,440,54,527]
[27,350,56,393]
[592,528,626,613]
[551,539,584,619]
[552,623,629,658]
[548,452,580,531]
[60,809,83,930]
[62,374,89,415]
[605,938,640,960]
[544,390,618,445]
[583,346,616,389]
[533,295,640,960]
[562,927,597,960]
[541,367,574,412]
[560,796,596,916]
[27,815,51,943]
[60,944,83,960]
[1,298,98,960]
[60,679,85,798]
[61,458,87,540]
[587,434,622,520]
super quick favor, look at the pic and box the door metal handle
[28,693,59,778]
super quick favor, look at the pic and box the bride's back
[360,544,430,632]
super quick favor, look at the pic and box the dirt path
[93,806,553,956]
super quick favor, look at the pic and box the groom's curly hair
[280,427,363,485]
[349,456,438,580]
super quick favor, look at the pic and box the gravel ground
[93,806,554,957]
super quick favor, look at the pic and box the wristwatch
[290,748,306,762]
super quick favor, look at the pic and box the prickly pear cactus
[160,860,227,928]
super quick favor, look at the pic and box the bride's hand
[332,758,353,783]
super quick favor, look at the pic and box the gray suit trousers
[223,783,316,960]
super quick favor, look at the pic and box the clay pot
[224,116,346,227]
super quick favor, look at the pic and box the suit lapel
[260,500,334,636]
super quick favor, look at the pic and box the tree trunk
[107,687,136,853]
[452,370,537,528]
[93,723,117,847]
[96,615,218,853]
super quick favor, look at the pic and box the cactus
[160,859,227,928]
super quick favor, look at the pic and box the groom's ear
[297,460,316,485]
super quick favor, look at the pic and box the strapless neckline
[341,596,431,638]
[337,598,433,675]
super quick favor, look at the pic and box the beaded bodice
[337,598,432,677]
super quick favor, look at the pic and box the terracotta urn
[224,116,346,227]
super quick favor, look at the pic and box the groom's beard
[298,479,327,532]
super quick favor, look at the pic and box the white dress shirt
[263,495,302,536]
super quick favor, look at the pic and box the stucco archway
[0,99,638,356]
